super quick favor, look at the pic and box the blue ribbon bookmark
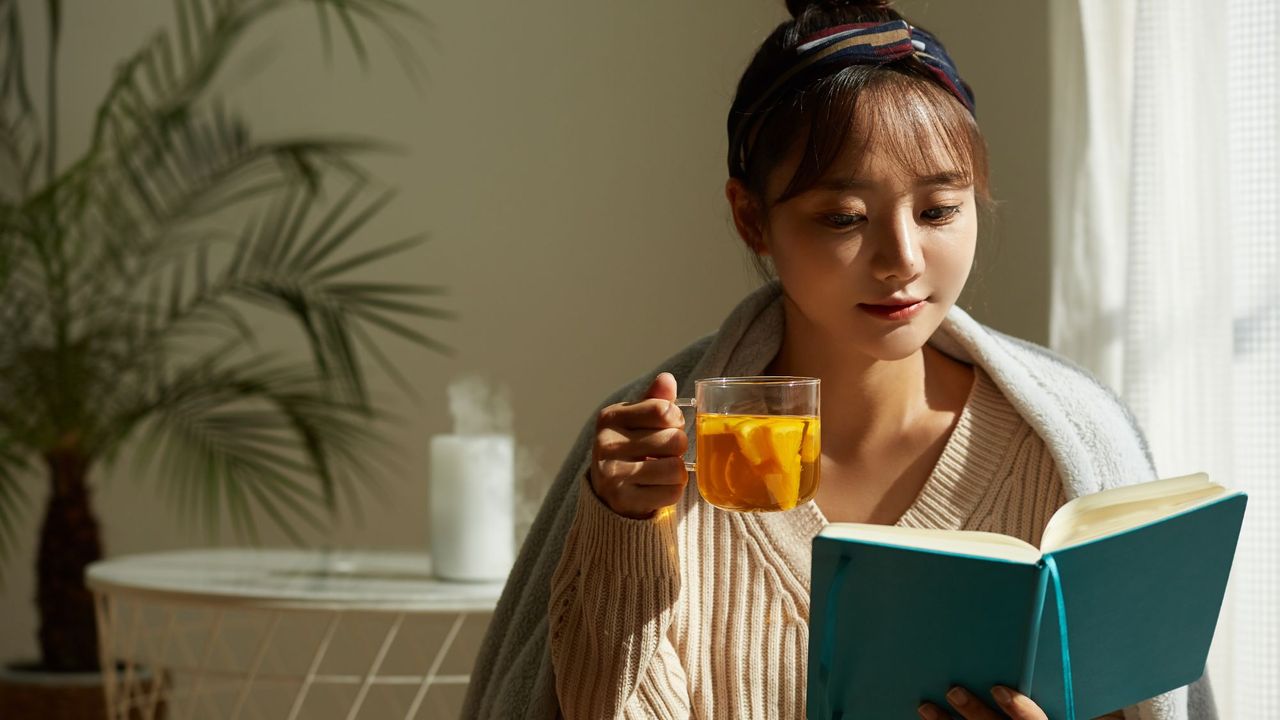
[1044,554,1076,720]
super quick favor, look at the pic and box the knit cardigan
[461,280,1219,720]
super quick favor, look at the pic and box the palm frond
[224,180,456,405]
[68,102,378,328]
[311,0,429,85]
[88,0,423,169]
[0,0,41,203]
[0,287,51,449]
[0,223,97,451]
[0,433,31,566]
[123,354,391,542]
[0,211,51,329]
[36,114,380,435]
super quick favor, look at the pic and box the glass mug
[673,377,821,512]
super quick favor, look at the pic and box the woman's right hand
[589,372,690,519]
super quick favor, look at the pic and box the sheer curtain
[1050,1,1279,718]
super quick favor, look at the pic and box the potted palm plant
[0,0,447,715]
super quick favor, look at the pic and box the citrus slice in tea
[728,417,804,509]
[766,420,804,468]
[730,418,772,466]
[761,470,800,510]
[698,413,819,511]
[723,450,770,508]
[800,418,819,463]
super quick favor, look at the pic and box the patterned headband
[728,19,976,179]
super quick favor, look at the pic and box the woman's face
[741,135,978,362]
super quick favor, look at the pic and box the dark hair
[785,0,893,15]
[729,0,991,209]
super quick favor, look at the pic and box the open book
[806,473,1246,720]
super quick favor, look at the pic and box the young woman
[463,1,1218,718]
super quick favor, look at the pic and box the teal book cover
[806,474,1246,720]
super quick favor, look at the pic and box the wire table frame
[87,549,505,720]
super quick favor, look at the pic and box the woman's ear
[725,178,770,257]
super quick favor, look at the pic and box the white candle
[428,434,515,582]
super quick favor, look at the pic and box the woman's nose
[870,212,922,284]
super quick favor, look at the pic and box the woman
[463,1,1219,718]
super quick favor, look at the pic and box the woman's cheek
[930,226,977,294]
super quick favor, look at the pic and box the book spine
[1019,559,1051,693]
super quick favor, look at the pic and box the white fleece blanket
[462,280,1218,720]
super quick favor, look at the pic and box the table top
[86,549,507,612]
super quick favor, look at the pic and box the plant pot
[0,661,166,720]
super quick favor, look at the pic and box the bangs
[746,67,990,205]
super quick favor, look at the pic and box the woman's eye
[922,205,961,222]
[823,213,864,228]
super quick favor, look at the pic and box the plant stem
[43,0,72,426]
[35,444,102,672]
[44,0,59,186]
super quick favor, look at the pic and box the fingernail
[946,686,970,707]
[992,686,1012,704]
[917,705,939,720]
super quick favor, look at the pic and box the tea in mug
[695,413,820,511]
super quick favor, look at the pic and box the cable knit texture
[548,369,1140,719]
[462,281,1218,720]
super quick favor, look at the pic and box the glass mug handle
[673,398,697,472]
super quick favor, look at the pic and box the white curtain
[1050,1,1279,718]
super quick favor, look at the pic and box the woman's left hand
[917,685,1046,720]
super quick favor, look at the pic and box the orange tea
[695,413,820,512]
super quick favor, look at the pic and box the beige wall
[1,0,1049,715]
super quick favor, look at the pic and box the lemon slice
[699,417,721,437]
[799,417,820,463]
[731,418,772,466]
[767,420,804,462]
[762,470,800,510]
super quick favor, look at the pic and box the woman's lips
[858,299,927,321]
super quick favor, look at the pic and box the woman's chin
[853,317,943,361]
[865,339,928,362]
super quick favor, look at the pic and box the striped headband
[728,19,976,179]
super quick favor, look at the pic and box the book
[806,472,1246,720]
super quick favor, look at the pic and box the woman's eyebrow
[813,171,972,192]
[814,176,873,192]
[915,171,971,189]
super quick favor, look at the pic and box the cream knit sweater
[462,280,1216,720]
[549,368,1128,719]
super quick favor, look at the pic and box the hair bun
[785,0,894,20]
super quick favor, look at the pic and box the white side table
[87,549,505,720]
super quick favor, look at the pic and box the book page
[818,524,1042,564]
[1039,472,1228,553]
